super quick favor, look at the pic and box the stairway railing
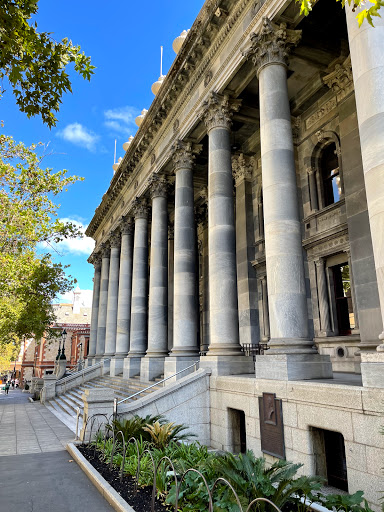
[56,359,111,396]
[113,361,200,416]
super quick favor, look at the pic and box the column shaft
[261,276,270,341]
[96,250,110,358]
[88,258,101,359]
[104,239,120,357]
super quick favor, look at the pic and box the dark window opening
[312,428,348,492]
[332,263,355,335]
[228,408,247,454]
[321,143,341,206]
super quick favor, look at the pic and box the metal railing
[58,359,109,385]
[113,361,200,416]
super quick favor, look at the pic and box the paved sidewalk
[0,389,114,511]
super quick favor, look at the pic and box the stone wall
[210,376,384,511]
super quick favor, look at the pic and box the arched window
[320,143,341,207]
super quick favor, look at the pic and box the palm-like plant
[143,421,192,449]
[106,414,164,443]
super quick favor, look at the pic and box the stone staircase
[45,374,164,432]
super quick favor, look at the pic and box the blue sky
[2,0,203,299]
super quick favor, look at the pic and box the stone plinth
[40,374,57,403]
[199,355,254,376]
[140,356,166,382]
[164,356,199,382]
[361,352,384,388]
[110,356,125,377]
[80,387,115,442]
[255,353,333,381]
[123,356,141,379]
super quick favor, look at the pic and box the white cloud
[57,123,99,151]
[56,218,95,255]
[40,218,95,256]
[104,106,139,135]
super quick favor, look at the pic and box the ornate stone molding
[109,230,121,249]
[243,17,301,75]
[88,252,102,268]
[120,215,134,235]
[149,174,168,199]
[323,55,353,102]
[306,98,337,130]
[198,92,241,132]
[171,140,202,171]
[132,197,149,219]
[101,242,110,258]
[306,167,315,176]
[232,153,255,186]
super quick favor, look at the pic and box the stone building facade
[85,0,384,507]
[20,288,91,381]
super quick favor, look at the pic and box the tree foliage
[0,0,95,127]
[0,133,83,348]
[298,0,384,27]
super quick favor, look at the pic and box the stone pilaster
[167,222,174,353]
[198,93,254,376]
[307,167,319,212]
[260,275,270,341]
[244,17,331,380]
[314,258,333,337]
[164,141,201,379]
[87,252,101,364]
[95,244,110,360]
[111,217,134,377]
[232,153,259,346]
[124,198,149,379]
[141,176,169,381]
[104,231,121,359]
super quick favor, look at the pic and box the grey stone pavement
[0,388,114,511]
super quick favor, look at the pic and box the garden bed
[78,444,170,512]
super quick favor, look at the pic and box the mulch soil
[78,445,171,512]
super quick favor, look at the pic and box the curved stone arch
[310,130,344,211]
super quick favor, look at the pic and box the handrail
[57,358,110,385]
[116,360,200,408]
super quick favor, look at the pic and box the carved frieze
[232,153,255,186]
[198,92,241,132]
[306,98,337,130]
[243,17,301,75]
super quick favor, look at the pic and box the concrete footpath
[0,388,114,511]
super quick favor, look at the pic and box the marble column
[233,153,259,346]
[164,141,201,380]
[167,223,174,353]
[95,244,110,361]
[260,275,270,342]
[244,18,331,379]
[87,252,101,365]
[314,258,333,337]
[198,93,254,376]
[346,7,384,358]
[141,176,169,381]
[104,231,121,360]
[123,199,149,379]
[110,217,134,377]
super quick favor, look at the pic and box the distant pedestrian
[4,382,10,395]
[15,378,19,388]
[11,380,15,389]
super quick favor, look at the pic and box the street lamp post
[60,329,67,359]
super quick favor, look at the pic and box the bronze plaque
[258,392,285,459]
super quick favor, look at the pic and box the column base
[199,354,254,376]
[85,358,92,367]
[123,356,143,379]
[164,356,199,382]
[140,356,165,382]
[361,351,384,388]
[110,356,126,377]
[255,353,332,381]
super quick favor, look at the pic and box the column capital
[88,252,102,269]
[132,197,149,219]
[306,166,315,176]
[314,257,325,268]
[198,92,241,132]
[243,17,301,76]
[120,215,134,235]
[100,242,110,258]
[232,153,255,186]
[171,140,202,171]
[109,230,121,249]
[149,174,168,199]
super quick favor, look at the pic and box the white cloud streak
[104,105,139,135]
[40,219,95,256]
[57,123,99,151]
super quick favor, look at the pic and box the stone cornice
[243,17,301,75]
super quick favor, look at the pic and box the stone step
[50,396,77,416]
